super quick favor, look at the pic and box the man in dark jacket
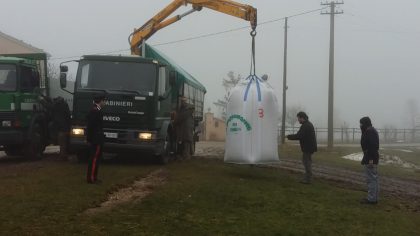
[52,97,71,160]
[174,96,194,160]
[86,95,106,184]
[287,112,317,184]
[359,116,379,204]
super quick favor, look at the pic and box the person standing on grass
[359,116,379,204]
[86,95,106,184]
[52,97,71,161]
[173,96,194,160]
[287,111,317,184]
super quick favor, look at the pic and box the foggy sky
[1,0,419,128]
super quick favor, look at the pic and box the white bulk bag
[224,75,280,164]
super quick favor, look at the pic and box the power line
[50,7,327,60]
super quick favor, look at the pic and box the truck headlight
[2,121,11,127]
[138,132,152,140]
[72,128,85,136]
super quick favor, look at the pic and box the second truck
[60,0,257,163]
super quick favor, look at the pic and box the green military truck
[60,44,205,164]
[0,53,60,159]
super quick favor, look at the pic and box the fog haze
[1,0,419,128]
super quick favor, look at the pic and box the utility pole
[321,1,343,149]
[281,17,288,144]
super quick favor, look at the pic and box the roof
[145,44,206,92]
[82,54,159,64]
[0,30,49,56]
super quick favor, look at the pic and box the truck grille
[0,112,16,121]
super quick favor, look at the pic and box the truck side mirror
[169,71,177,87]
[60,65,68,73]
[60,72,67,88]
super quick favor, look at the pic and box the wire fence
[280,127,420,144]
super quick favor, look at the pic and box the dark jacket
[360,127,379,165]
[287,120,317,154]
[52,97,71,132]
[86,104,104,145]
[174,103,194,142]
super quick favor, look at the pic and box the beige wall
[200,112,226,141]
[0,31,44,54]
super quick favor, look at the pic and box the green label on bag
[226,114,252,132]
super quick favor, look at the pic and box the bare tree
[214,71,242,120]
[283,105,304,128]
[47,61,59,80]
[383,124,397,142]
[341,121,350,142]
[222,71,242,98]
[405,99,419,129]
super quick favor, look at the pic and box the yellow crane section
[129,0,257,55]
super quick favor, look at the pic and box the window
[77,60,157,93]
[215,121,219,128]
[183,83,189,97]
[0,64,17,91]
[80,64,89,88]
[21,66,39,92]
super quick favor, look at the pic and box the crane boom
[129,0,257,55]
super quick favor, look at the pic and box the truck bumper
[69,136,164,156]
[0,130,25,145]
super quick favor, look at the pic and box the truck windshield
[76,60,157,94]
[0,65,17,91]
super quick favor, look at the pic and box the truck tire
[24,124,44,160]
[156,135,171,165]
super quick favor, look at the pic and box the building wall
[200,112,226,141]
[0,31,44,54]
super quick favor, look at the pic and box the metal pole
[281,17,288,144]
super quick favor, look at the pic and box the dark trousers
[57,132,68,159]
[182,141,192,159]
[177,141,191,160]
[302,152,313,182]
[87,144,102,183]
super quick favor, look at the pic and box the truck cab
[61,44,206,164]
[61,55,176,163]
[0,54,51,159]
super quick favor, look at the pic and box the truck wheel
[24,124,44,160]
[157,136,171,165]
[4,145,23,156]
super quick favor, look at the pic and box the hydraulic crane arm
[129,0,257,55]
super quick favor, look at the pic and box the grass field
[0,156,419,235]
